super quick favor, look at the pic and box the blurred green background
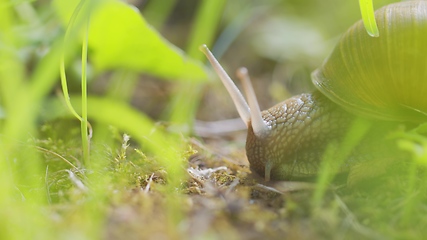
[1,0,420,239]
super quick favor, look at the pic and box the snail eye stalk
[200,45,251,126]
[236,67,269,137]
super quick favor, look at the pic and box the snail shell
[313,1,427,122]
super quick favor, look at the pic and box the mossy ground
[37,121,427,240]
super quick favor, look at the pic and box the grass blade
[359,0,379,37]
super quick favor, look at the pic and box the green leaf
[53,0,208,81]
[358,0,379,37]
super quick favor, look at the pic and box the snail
[200,1,427,184]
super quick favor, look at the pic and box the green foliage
[45,95,185,183]
[53,0,207,81]
[312,118,372,208]
[0,0,218,238]
[167,0,227,125]
[359,0,379,37]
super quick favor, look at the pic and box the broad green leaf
[53,0,208,81]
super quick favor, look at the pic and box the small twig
[254,183,286,195]
[334,193,386,240]
[143,173,154,194]
[35,146,78,170]
[224,178,241,195]
[66,170,87,192]
[255,181,316,194]
[14,187,26,202]
[45,166,52,205]
[187,166,228,180]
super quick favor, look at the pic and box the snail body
[201,1,427,183]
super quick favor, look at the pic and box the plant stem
[167,0,227,126]
[81,15,90,164]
